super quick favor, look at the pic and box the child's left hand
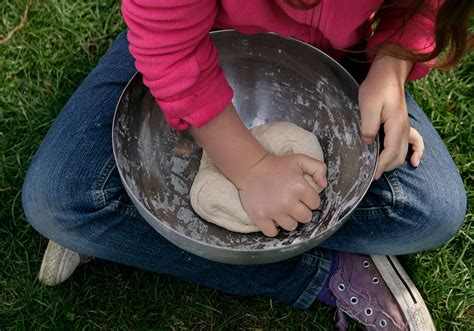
[359,55,424,180]
[408,126,424,168]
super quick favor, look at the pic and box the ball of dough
[190,122,325,233]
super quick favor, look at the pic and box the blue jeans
[22,32,466,309]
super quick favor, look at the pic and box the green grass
[1,1,472,329]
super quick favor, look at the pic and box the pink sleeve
[122,0,234,130]
[367,1,439,81]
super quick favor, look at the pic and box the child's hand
[236,154,327,237]
[359,55,417,180]
[359,77,408,179]
[189,104,328,237]
[409,127,424,167]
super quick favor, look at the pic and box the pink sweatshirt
[122,0,438,130]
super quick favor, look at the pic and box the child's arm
[122,0,234,130]
[361,1,438,178]
[190,103,327,237]
[122,0,327,236]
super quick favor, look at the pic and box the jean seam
[108,200,141,218]
[91,155,140,217]
[91,155,121,209]
[385,171,405,214]
[352,171,405,218]
[292,249,332,309]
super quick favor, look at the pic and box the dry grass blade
[0,0,33,44]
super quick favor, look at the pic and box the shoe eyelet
[379,319,387,327]
[337,283,345,291]
[372,276,380,284]
[350,296,358,305]
[362,260,370,268]
[365,308,373,316]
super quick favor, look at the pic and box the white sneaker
[38,240,91,286]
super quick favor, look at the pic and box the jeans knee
[22,153,83,242]
[411,169,467,250]
[22,162,59,240]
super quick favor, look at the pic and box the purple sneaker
[328,253,435,330]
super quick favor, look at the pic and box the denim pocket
[352,171,405,218]
[92,155,136,211]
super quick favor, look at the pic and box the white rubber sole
[38,240,81,286]
[370,255,436,331]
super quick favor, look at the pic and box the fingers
[289,202,313,224]
[274,215,299,231]
[375,148,396,180]
[259,212,311,235]
[298,155,328,189]
[300,186,321,210]
[256,213,309,235]
[359,88,382,144]
[241,154,325,237]
[408,127,424,167]
[375,116,409,180]
[254,218,279,237]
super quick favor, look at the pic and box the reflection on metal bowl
[112,31,378,264]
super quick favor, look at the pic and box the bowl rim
[111,30,379,259]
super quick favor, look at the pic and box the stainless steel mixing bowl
[112,30,378,264]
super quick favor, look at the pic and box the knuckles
[289,181,307,194]
[394,156,406,168]
[292,207,312,223]
[307,198,320,210]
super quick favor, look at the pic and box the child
[23,1,472,329]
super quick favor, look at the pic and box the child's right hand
[189,104,327,237]
[236,153,327,237]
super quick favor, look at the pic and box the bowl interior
[112,31,378,262]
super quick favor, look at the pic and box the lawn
[1,1,472,330]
